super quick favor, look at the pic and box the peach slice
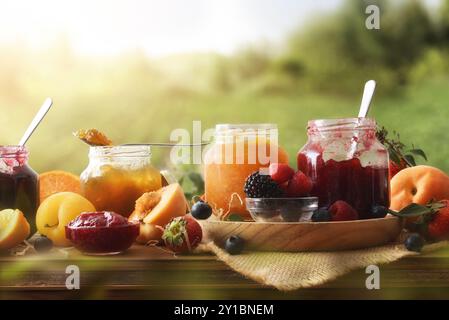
[129,183,188,244]
[0,209,30,250]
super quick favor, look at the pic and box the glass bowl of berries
[243,165,318,222]
[245,197,319,222]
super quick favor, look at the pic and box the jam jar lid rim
[88,145,151,157]
[307,117,376,130]
[215,123,277,132]
[0,145,29,157]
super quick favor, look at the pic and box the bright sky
[0,0,343,57]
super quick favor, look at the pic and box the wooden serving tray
[200,216,403,252]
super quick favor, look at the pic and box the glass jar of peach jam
[80,145,162,217]
[204,124,289,219]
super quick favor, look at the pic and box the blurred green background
[1,0,449,176]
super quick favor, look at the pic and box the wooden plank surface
[2,244,449,299]
[200,217,402,251]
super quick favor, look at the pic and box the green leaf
[227,213,244,221]
[404,154,416,166]
[409,149,428,161]
[188,172,205,195]
[389,203,433,218]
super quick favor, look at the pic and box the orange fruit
[390,165,449,211]
[39,170,81,204]
[0,209,30,250]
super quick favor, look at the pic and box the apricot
[129,183,188,244]
[36,192,96,246]
[390,165,449,211]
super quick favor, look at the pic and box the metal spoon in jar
[358,80,376,118]
[18,98,53,146]
[349,80,376,156]
[74,129,209,147]
[122,143,210,147]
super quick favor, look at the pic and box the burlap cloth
[197,240,449,291]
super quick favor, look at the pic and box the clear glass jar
[81,145,162,217]
[0,146,39,234]
[204,124,289,219]
[297,118,389,219]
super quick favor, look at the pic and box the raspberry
[268,163,295,184]
[329,200,359,221]
[285,170,312,197]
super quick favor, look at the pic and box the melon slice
[129,183,188,244]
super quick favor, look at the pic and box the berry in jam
[0,146,39,234]
[65,211,139,255]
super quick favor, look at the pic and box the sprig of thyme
[376,126,427,167]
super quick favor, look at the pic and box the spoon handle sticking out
[121,143,210,147]
[358,80,376,118]
[19,98,53,147]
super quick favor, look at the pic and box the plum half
[65,211,139,255]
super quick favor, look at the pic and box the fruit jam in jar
[204,124,289,220]
[0,146,39,234]
[297,118,389,219]
[81,145,162,218]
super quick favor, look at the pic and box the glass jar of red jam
[0,146,39,234]
[297,118,389,219]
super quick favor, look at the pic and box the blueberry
[371,205,388,219]
[191,201,212,220]
[34,236,53,253]
[225,236,245,255]
[404,233,425,252]
[311,207,331,222]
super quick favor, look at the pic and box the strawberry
[285,170,313,197]
[329,200,359,221]
[269,163,295,184]
[427,200,449,241]
[162,215,202,253]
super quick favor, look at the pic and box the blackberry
[244,171,284,198]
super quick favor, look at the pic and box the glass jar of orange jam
[204,124,288,219]
[80,145,162,217]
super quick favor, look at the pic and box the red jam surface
[65,211,139,254]
[298,152,389,219]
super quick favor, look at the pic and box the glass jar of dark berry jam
[297,118,389,219]
[0,146,39,234]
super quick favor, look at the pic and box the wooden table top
[1,244,449,300]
